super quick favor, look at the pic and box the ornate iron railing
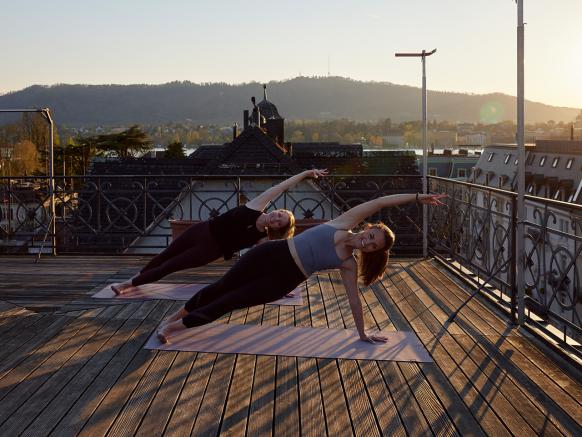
[0,174,422,255]
[428,176,582,360]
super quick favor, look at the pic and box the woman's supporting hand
[418,193,448,206]
[359,331,389,344]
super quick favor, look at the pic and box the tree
[165,141,186,159]
[93,125,153,159]
[574,110,582,127]
[12,140,39,176]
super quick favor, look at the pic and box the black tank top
[208,205,267,260]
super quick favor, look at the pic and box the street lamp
[515,0,526,325]
[395,48,437,257]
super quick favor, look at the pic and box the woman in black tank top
[157,193,446,344]
[110,169,327,294]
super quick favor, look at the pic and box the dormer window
[428,168,437,176]
[566,158,574,169]
[457,168,467,178]
[539,156,546,166]
[551,157,560,168]
[527,183,535,194]
[504,154,511,164]
[514,158,519,165]
[553,189,561,200]
[526,153,536,165]
[487,152,495,162]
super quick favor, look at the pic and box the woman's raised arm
[328,193,446,230]
[246,169,328,211]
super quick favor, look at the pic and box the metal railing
[428,175,582,360]
[0,174,423,255]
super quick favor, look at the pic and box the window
[457,168,467,178]
[566,158,574,169]
[514,158,519,165]
[428,168,437,176]
[526,153,536,165]
[487,152,495,162]
[551,157,560,168]
[504,154,511,164]
[539,156,546,166]
[527,184,535,194]
[553,189,561,200]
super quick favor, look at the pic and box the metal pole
[395,49,436,258]
[421,52,428,258]
[44,109,57,256]
[516,0,526,325]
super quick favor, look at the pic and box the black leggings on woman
[131,221,222,287]
[182,240,305,328]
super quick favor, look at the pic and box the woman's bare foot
[156,319,187,344]
[157,325,170,344]
[111,281,134,295]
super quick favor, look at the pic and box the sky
[2,0,582,109]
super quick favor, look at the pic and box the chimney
[571,124,575,141]
[233,123,238,140]
[243,110,249,129]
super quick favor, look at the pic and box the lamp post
[395,49,437,257]
[515,0,526,325]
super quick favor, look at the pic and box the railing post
[510,194,518,323]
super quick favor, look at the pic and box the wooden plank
[216,308,255,436]
[188,306,251,436]
[189,353,236,436]
[26,301,165,436]
[317,275,356,437]
[49,308,171,436]
[108,351,178,437]
[329,271,413,437]
[163,352,217,437]
[273,303,300,437]
[381,272,508,437]
[418,261,582,431]
[296,280,327,437]
[0,306,124,434]
[247,303,278,437]
[76,301,174,437]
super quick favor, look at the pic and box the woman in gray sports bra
[157,193,446,344]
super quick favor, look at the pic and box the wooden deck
[0,255,580,436]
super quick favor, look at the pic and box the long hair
[266,209,296,240]
[358,222,395,286]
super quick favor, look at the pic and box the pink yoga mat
[144,323,432,362]
[92,282,303,306]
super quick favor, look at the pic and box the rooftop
[0,255,580,435]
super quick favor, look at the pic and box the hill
[0,77,578,126]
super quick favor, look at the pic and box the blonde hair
[358,222,395,286]
[266,209,296,240]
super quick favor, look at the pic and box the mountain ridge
[0,77,578,126]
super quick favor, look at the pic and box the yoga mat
[92,282,303,306]
[144,323,432,362]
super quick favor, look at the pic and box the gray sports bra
[292,224,344,276]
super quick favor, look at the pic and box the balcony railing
[428,175,582,361]
[0,174,422,255]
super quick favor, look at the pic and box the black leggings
[131,221,222,287]
[182,240,305,328]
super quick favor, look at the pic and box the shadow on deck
[0,256,580,436]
